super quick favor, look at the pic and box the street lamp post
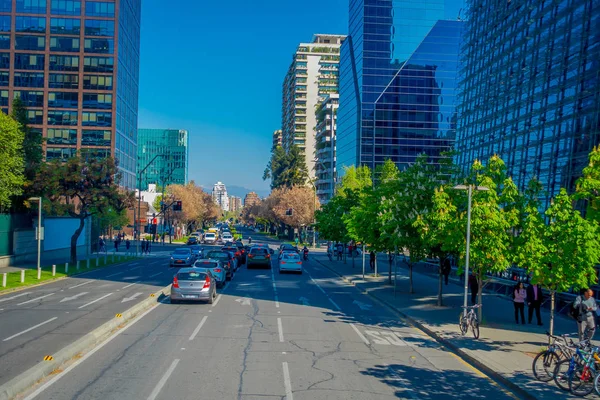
[28,197,42,279]
[136,154,164,256]
[453,184,489,317]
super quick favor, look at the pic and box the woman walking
[513,282,527,324]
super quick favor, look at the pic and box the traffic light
[173,200,182,211]
[285,208,293,216]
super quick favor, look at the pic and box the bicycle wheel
[569,364,596,396]
[471,316,480,339]
[532,351,560,382]
[553,358,574,391]
[594,371,600,396]
[459,314,468,335]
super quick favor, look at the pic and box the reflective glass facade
[337,0,464,173]
[456,0,600,209]
[137,129,189,190]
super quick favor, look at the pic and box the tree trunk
[549,291,556,342]
[388,251,392,285]
[70,216,86,264]
[437,259,444,307]
[409,261,414,294]
[477,269,483,322]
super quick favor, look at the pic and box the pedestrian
[114,239,118,253]
[369,251,376,271]
[327,242,333,261]
[147,239,152,254]
[99,237,106,253]
[141,238,146,254]
[388,251,394,269]
[337,243,344,261]
[441,257,451,285]
[513,282,527,324]
[575,289,597,341]
[526,283,544,325]
[469,272,479,305]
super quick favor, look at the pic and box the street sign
[35,227,45,240]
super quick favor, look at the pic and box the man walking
[575,289,597,341]
[369,251,376,271]
[469,272,478,305]
[442,258,451,285]
[526,283,544,325]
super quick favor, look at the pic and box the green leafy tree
[31,157,134,263]
[12,98,42,180]
[0,110,25,211]
[575,146,600,223]
[263,145,309,189]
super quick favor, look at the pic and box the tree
[0,110,25,211]
[168,182,217,231]
[575,146,600,223]
[12,98,42,180]
[31,157,133,263]
[271,186,319,230]
[263,145,309,189]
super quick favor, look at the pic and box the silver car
[279,251,303,274]
[170,268,217,304]
[170,247,194,267]
[193,259,227,288]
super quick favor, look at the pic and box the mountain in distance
[201,183,269,200]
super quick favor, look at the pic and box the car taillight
[266,254,271,259]
[214,268,222,273]
[172,276,179,288]
[296,261,302,265]
[248,254,254,258]
[203,276,210,289]
[281,261,286,264]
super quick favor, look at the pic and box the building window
[83,56,113,73]
[83,74,112,90]
[48,91,78,108]
[82,129,110,146]
[85,1,114,17]
[14,53,45,70]
[81,147,110,160]
[0,34,8,49]
[16,0,46,14]
[46,147,76,161]
[0,15,9,33]
[0,89,7,106]
[26,109,43,124]
[51,0,81,16]
[50,18,80,35]
[47,128,77,144]
[0,0,11,12]
[83,93,111,109]
[15,35,45,51]
[82,111,111,126]
[47,110,78,125]
[84,38,113,54]
[14,90,44,107]
[84,19,114,36]
[49,73,78,88]
[49,55,79,71]
[50,36,79,52]
[0,53,8,69]
[14,72,44,87]
[15,16,45,33]
[0,71,8,86]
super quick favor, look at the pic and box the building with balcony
[315,94,338,204]
[272,129,282,149]
[337,1,464,175]
[137,128,189,190]
[0,0,141,189]
[243,191,260,208]
[212,181,229,211]
[230,196,242,213]
[456,0,600,209]
[281,34,346,178]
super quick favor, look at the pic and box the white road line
[0,292,30,303]
[17,293,54,306]
[122,281,140,289]
[3,317,58,342]
[350,323,370,345]
[309,276,327,294]
[68,281,93,289]
[328,298,342,311]
[275,295,280,308]
[282,362,294,400]
[23,304,160,400]
[277,317,284,342]
[78,293,113,309]
[212,294,222,307]
[147,359,180,400]
[189,316,208,341]
[149,272,162,278]
[106,271,125,278]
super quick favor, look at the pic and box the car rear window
[195,261,218,268]
[251,248,268,255]
[178,271,207,281]
[206,251,228,258]
[174,249,190,255]
[205,233,215,237]
[283,253,300,260]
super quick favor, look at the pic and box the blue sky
[138,0,465,193]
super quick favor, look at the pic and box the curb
[0,284,171,400]
[313,257,536,400]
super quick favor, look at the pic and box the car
[170,247,194,267]
[203,232,217,244]
[234,241,247,263]
[170,268,217,304]
[189,244,203,259]
[279,251,302,274]
[247,247,272,269]
[221,232,234,243]
[205,250,237,280]
[187,236,199,245]
[193,259,226,288]
[279,249,298,260]
[279,244,299,258]
[221,246,243,268]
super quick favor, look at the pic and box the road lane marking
[60,292,88,303]
[189,316,208,341]
[17,293,55,306]
[282,362,294,400]
[309,275,327,294]
[122,281,140,289]
[3,317,58,341]
[147,359,180,400]
[78,293,113,309]
[149,272,162,278]
[68,281,93,289]
[0,292,30,303]
[275,295,280,308]
[350,323,370,345]
[328,298,342,311]
[106,271,125,278]
[278,317,284,342]
[212,294,222,307]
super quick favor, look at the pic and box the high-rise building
[272,129,282,149]
[212,181,229,211]
[229,196,242,213]
[315,94,339,204]
[243,191,260,208]
[281,34,346,178]
[456,0,600,209]
[337,1,464,175]
[137,129,189,190]
[0,0,141,189]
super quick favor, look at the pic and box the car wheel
[171,298,178,304]
[208,292,214,304]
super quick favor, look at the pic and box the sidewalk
[312,249,579,400]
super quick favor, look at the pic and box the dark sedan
[187,236,199,245]
[204,250,237,280]
[222,246,243,268]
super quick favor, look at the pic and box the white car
[203,232,216,244]
[221,232,233,243]
[279,252,302,274]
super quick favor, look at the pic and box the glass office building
[337,0,464,173]
[456,0,600,209]
[137,129,189,190]
[0,0,141,188]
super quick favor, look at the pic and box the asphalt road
[19,234,518,400]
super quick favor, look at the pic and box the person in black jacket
[441,258,451,285]
[526,284,544,325]
[469,272,479,304]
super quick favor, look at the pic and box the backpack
[570,299,582,321]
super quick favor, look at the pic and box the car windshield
[174,249,190,255]
[283,253,300,260]
[251,248,268,255]
[205,233,215,237]
[177,272,207,281]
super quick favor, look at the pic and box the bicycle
[553,340,593,392]
[459,304,480,339]
[569,345,600,396]
[532,332,577,382]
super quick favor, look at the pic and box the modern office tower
[229,196,242,213]
[337,1,464,175]
[0,0,141,188]
[272,129,282,149]
[315,94,338,204]
[456,0,600,209]
[212,181,229,211]
[137,128,189,190]
[243,191,260,208]
[281,34,346,178]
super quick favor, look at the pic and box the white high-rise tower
[212,182,229,211]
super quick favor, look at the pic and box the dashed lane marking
[350,323,370,345]
[3,317,58,342]
[17,293,55,306]
[147,359,180,400]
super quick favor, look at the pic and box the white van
[203,232,216,244]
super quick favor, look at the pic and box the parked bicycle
[459,304,480,339]
[568,345,600,396]
[532,332,578,382]
[552,340,594,392]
